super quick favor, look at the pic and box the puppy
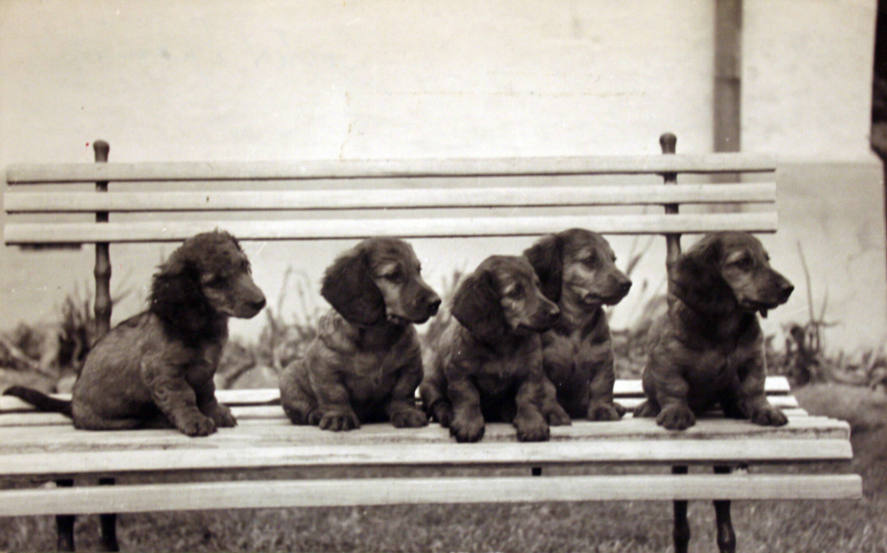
[279,238,440,431]
[4,231,266,436]
[420,255,571,442]
[524,228,632,420]
[635,232,794,430]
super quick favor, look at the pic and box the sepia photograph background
[1,1,885,551]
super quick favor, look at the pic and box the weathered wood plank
[0,378,793,412]
[0,474,860,516]
[6,154,777,184]
[0,437,855,478]
[611,376,791,397]
[4,183,776,213]
[0,397,804,427]
[0,416,851,454]
[3,212,779,244]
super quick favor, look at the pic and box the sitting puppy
[635,232,794,430]
[524,228,632,421]
[279,238,440,431]
[4,231,266,436]
[420,255,571,442]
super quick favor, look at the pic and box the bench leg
[713,466,736,553]
[99,478,120,552]
[55,480,75,552]
[671,466,690,553]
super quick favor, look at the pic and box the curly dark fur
[279,238,441,431]
[524,228,632,421]
[4,230,266,436]
[419,255,571,443]
[635,232,794,430]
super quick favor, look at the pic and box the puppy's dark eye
[384,269,403,283]
[731,256,753,270]
[582,253,597,266]
[506,284,523,298]
[205,275,226,288]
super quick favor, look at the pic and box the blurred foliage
[3,258,886,394]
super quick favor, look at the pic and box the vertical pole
[94,140,119,552]
[713,465,737,553]
[672,465,690,553]
[714,0,742,154]
[55,480,75,551]
[659,133,681,279]
[99,477,119,552]
[662,132,689,553]
[93,140,111,338]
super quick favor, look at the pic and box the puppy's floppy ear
[523,234,563,302]
[321,246,385,325]
[451,269,507,342]
[670,234,732,314]
[150,249,212,337]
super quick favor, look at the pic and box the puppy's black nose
[779,283,794,303]
[428,297,442,316]
[249,297,267,312]
[619,279,632,295]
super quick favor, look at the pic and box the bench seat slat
[0,474,860,516]
[0,397,805,427]
[3,212,778,244]
[4,183,776,213]
[0,377,795,412]
[0,438,855,478]
[6,154,777,184]
[0,416,851,453]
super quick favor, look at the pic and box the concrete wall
[1,0,883,352]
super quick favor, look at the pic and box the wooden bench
[1,133,862,552]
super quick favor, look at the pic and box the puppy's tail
[3,386,73,417]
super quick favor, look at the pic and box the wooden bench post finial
[659,132,677,155]
[93,140,111,339]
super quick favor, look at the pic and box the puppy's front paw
[748,403,788,426]
[634,400,660,418]
[206,403,237,428]
[450,414,485,442]
[283,402,315,425]
[391,406,429,428]
[430,402,453,427]
[515,417,550,442]
[178,414,217,437]
[587,401,625,421]
[656,404,696,430]
[318,410,360,431]
[543,403,572,426]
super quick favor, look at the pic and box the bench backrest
[3,132,777,333]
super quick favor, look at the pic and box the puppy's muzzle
[233,276,267,318]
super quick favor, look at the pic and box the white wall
[1,0,883,352]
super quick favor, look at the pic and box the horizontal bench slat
[0,474,860,516]
[0,377,794,412]
[0,416,850,454]
[0,397,803,426]
[4,183,776,213]
[3,212,778,244]
[6,154,777,184]
[0,437,854,478]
